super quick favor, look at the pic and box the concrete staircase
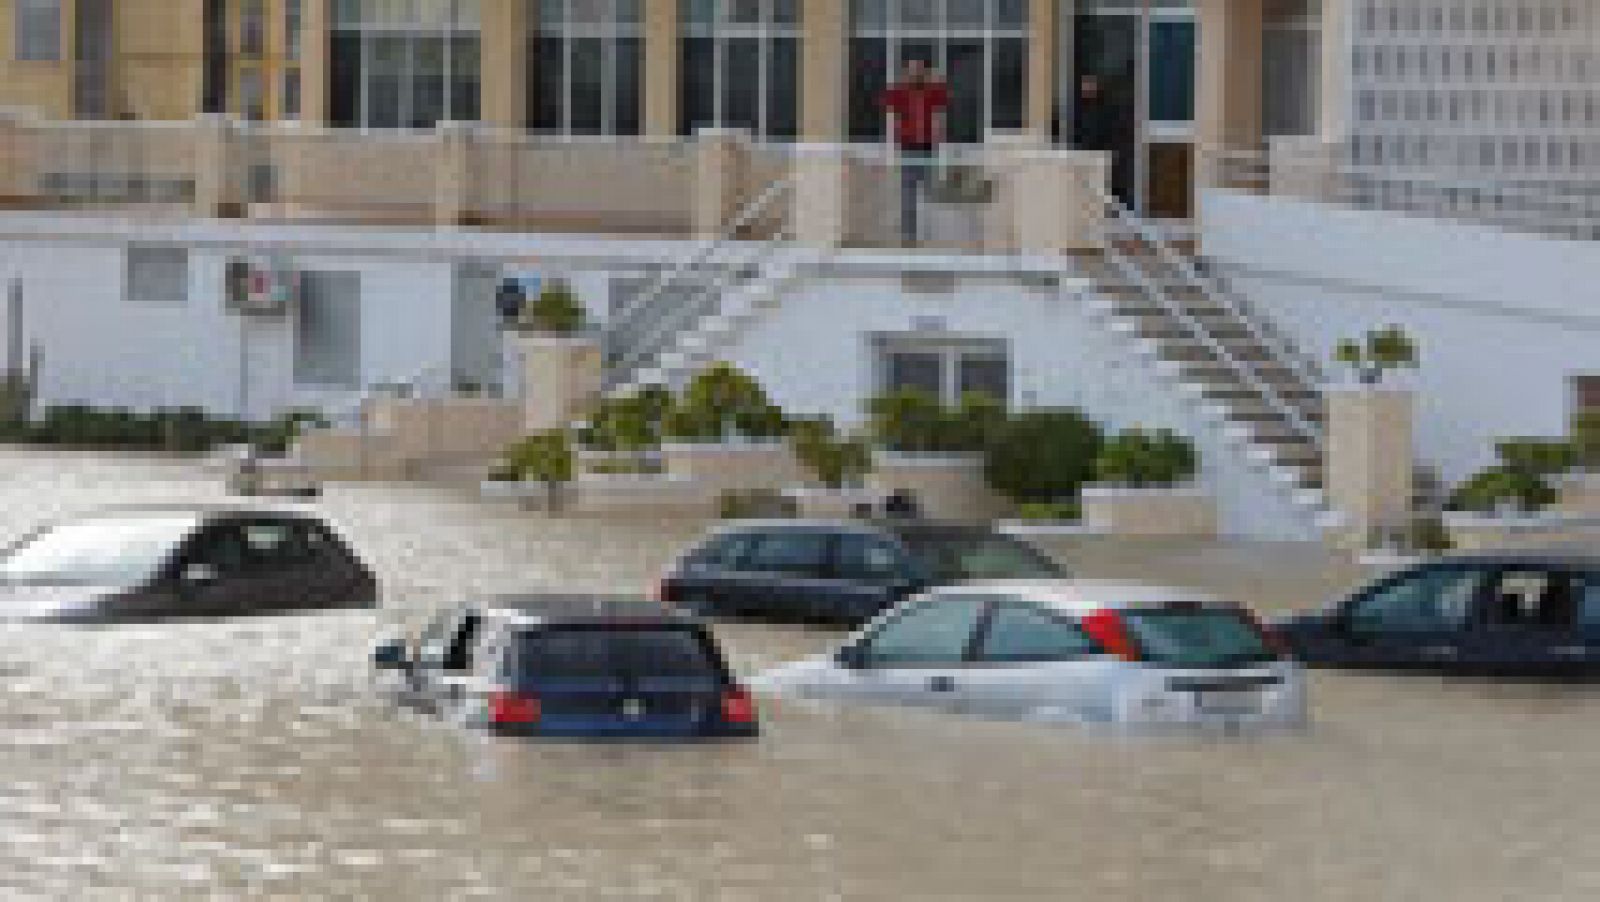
[1077,221,1332,523]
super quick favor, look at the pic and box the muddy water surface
[1,448,1597,899]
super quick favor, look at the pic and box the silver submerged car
[754,580,1307,729]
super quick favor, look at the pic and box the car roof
[1433,548,1600,570]
[707,518,1005,541]
[73,503,321,521]
[922,580,1226,614]
[475,593,700,627]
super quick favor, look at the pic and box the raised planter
[1323,386,1415,551]
[1079,485,1218,539]
[868,453,1009,523]
[1443,510,1600,552]
[1555,472,1600,515]
[660,441,808,495]
[782,486,882,520]
[481,474,717,518]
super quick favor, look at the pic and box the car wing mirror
[835,645,869,670]
[372,639,410,670]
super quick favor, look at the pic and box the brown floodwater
[1,447,1598,899]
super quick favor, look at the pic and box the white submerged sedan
[753,581,1307,729]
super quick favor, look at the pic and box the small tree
[790,417,874,489]
[1572,410,1600,473]
[516,279,587,335]
[586,386,673,454]
[506,430,576,510]
[866,387,949,454]
[1334,324,1419,386]
[665,364,786,442]
[1095,428,1198,488]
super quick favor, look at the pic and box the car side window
[238,520,304,572]
[833,535,909,583]
[686,533,755,571]
[1484,569,1580,630]
[740,531,833,578]
[1347,567,1483,634]
[418,611,480,672]
[977,602,1099,663]
[183,524,250,578]
[1578,574,1600,628]
[860,596,988,667]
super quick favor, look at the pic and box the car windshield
[0,515,200,586]
[1119,606,1279,668]
[512,626,722,680]
[901,533,1063,583]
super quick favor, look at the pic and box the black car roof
[476,593,698,626]
[1433,548,1600,570]
[711,519,1006,541]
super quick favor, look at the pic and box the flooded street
[2,447,1598,899]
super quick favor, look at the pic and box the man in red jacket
[880,59,949,244]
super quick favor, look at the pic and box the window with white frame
[530,0,643,135]
[125,246,190,304]
[329,0,482,129]
[14,0,61,62]
[680,0,801,141]
[874,334,1010,406]
[849,0,1030,144]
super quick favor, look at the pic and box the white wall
[725,271,1316,540]
[1201,190,1600,485]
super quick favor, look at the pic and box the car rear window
[900,533,1063,583]
[1118,606,1278,668]
[513,626,724,680]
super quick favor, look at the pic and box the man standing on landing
[880,59,949,245]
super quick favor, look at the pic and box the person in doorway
[880,59,949,245]
[1072,74,1134,203]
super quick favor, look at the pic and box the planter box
[783,486,882,520]
[868,454,1009,523]
[661,441,808,495]
[1444,511,1600,552]
[482,475,716,518]
[1079,485,1218,539]
[1324,386,1415,551]
[1555,472,1600,515]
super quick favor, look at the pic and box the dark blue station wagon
[1276,552,1600,677]
[374,596,758,739]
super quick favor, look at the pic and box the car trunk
[512,626,725,735]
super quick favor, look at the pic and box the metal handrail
[1079,178,1323,448]
[605,178,795,388]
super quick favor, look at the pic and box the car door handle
[927,676,956,693]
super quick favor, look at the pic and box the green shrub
[1094,428,1198,488]
[1494,437,1577,476]
[1017,501,1082,522]
[790,417,874,489]
[1449,466,1557,514]
[585,387,672,453]
[1574,410,1600,471]
[516,279,587,334]
[1333,324,1419,386]
[983,409,1103,503]
[664,364,787,442]
[866,388,1005,455]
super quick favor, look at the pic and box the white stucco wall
[1201,190,1600,486]
[723,271,1316,540]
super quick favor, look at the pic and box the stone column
[511,332,604,433]
[1026,0,1059,138]
[1324,387,1415,549]
[191,113,235,217]
[299,0,329,123]
[800,0,846,141]
[1196,0,1265,155]
[1006,148,1108,255]
[434,121,474,226]
[789,143,847,247]
[693,128,750,238]
[479,0,528,129]
[643,0,680,138]
[1319,0,1352,142]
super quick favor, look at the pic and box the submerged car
[373,595,758,739]
[657,520,1066,624]
[1276,551,1600,677]
[0,505,377,622]
[753,580,1305,728]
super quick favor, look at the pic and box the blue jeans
[899,146,935,243]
